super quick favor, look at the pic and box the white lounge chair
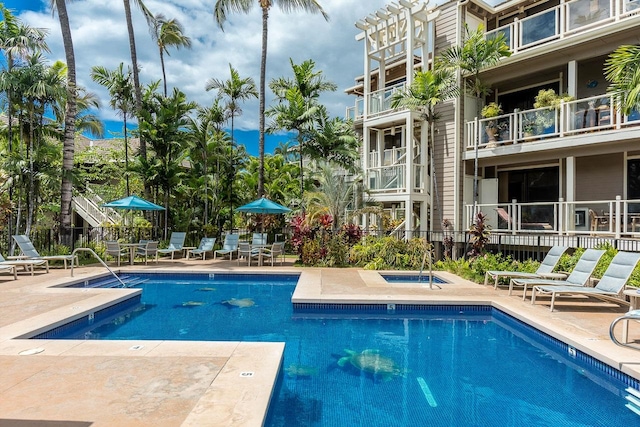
[0,253,49,275]
[158,232,187,259]
[12,234,78,269]
[187,237,216,260]
[0,263,16,280]
[531,251,640,311]
[510,248,606,300]
[214,234,239,260]
[484,245,569,290]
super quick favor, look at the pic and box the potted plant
[481,102,503,145]
[533,89,573,134]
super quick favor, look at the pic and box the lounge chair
[259,242,286,266]
[12,234,79,269]
[187,237,216,260]
[510,248,605,300]
[135,241,159,265]
[104,241,129,266]
[484,245,568,290]
[0,263,16,280]
[0,253,49,275]
[214,233,240,260]
[158,232,187,259]
[237,242,260,266]
[531,251,640,311]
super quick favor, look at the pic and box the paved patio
[0,256,639,426]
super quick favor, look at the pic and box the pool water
[51,274,638,427]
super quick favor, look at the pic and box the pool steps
[80,275,148,289]
[626,387,640,416]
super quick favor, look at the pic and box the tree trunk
[257,6,268,198]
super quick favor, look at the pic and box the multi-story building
[347,0,640,242]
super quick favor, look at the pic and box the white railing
[465,196,640,238]
[346,98,364,121]
[485,0,637,55]
[465,94,640,149]
[368,147,407,168]
[367,82,406,116]
[367,165,405,191]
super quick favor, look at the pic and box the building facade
[347,0,640,241]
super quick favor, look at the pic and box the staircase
[72,187,123,227]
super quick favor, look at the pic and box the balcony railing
[367,165,405,191]
[486,0,639,55]
[367,82,406,117]
[368,147,406,168]
[466,197,640,238]
[465,94,640,150]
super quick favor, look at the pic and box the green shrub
[350,236,430,270]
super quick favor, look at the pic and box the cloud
[14,0,392,131]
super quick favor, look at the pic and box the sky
[2,0,396,156]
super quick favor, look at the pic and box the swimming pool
[39,273,640,426]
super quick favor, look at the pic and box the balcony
[465,94,640,150]
[486,0,640,55]
[466,197,640,238]
[346,82,406,121]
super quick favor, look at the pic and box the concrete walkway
[0,257,639,426]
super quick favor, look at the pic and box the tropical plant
[305,106,359,172]
[213,0,329,198]
[467,211,491,258]
[437,23,511,206]
[149,14,192,96]
[91,63,135,196]
[206,64,258,228]
[605,44,640,116]
[390,67,457,226]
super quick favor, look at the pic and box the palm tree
[149,14,192,96]
[391,68,457,227]
[305,106,359,172]
[213,0,329,198]
[122,0,153,162]
[52,0,78,247]
[605,44,640,115]
[0,6,49,247]
[206,63,257,229]
[438,23,510,208]
[91,63,135,196]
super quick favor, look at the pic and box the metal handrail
[609,309,640,351]
[69,247,127,288]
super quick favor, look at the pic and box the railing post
[511,199,517,235]
[558,197,564,236]
[615,195,621,239]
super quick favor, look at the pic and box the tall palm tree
[391,68,457,226]
[91,63,135,196]
[213,0,329,198]
[306,106,359,172]
[206,63,257,229]
[438,23,510,208]
[149,14,192,96]
[605,44,640,115]
[122,0,153,162]
[50,0,77,247]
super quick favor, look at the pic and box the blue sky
[2,0,393,155]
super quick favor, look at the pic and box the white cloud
[14,0,392,131]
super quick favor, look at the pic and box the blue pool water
[382,273,448,283]
[44,273,639,426]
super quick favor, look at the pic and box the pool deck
[1,257,640,426]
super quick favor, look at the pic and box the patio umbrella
[102,195,165,211]
[236,197,291,214]
[237,197,291,234]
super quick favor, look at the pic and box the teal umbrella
[236,197,291,214]
[102,195,165,211]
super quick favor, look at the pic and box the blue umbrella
[236,197,291,214]
[102,195,165,211]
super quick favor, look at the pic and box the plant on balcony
[533,89,574,132]
[481,102,503,144]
